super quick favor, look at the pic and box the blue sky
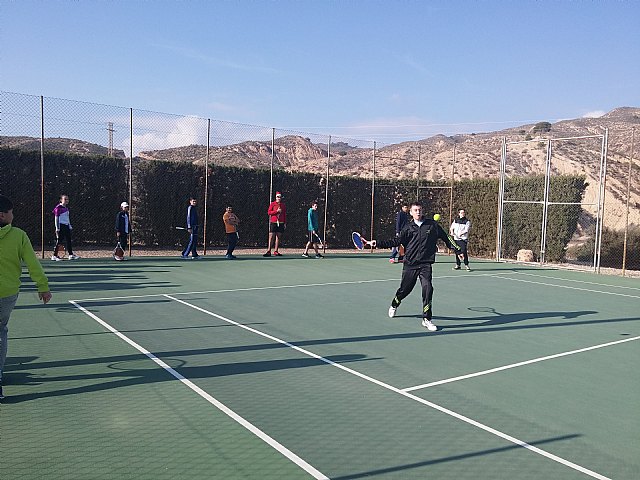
[1,0,639,143]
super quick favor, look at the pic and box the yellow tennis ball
[433,214,441,221]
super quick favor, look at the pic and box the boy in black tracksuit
[181,197,200,259]
[369,202,460,332]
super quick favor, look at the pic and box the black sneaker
[315,253,324,258]
[263,252,271,257]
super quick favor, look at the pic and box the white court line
[403,335,640,392]
[497,275,640,299]
[515,272,640,292]
[164,295,610,480]
[69,300,329,480]
[70,272,515,303]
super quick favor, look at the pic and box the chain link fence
[1,91,638,275]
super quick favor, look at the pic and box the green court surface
[2,253,639,479]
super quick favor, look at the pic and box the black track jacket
[378,219,460,269]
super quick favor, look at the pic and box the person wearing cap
[115,201,131,255]
[263,192,286,257]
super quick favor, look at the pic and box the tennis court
[2,253,639,479]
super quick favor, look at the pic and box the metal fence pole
[416,143,421,201]
[323,136,330,253]
[496,137,506,261]
[596,128,609,274]
[449,144,456,226]
[39,95,45,258]
[129,108,133,257]
[540,139,552,264]
[370,142,376,250]
[622,127,635,276]
[204,118,210,255]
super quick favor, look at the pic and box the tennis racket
[312,231,324,247]
[352,231,367,250]
[113,242,125,261]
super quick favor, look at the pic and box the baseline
[70,272,516,303]
[499,275,640,300]
[164,294,610,480]
[69,300,329,480]
[403,335,640,392]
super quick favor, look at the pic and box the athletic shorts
[269,223,285,233]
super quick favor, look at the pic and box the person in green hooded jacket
[0,195,52,401]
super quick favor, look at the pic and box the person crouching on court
[181,197,200,259]
[0,194,52,401]
[263,192,286,257]
[366,201,461,332]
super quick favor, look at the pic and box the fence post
[622,127,636,276]
[370,142,376,250]
[323,135,330,253]
[204,118,210,255]
[129,108,133,257]
[39,95,45,259]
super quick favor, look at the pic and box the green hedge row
[1,148,587,262]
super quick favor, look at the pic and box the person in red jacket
[263,192,286,257]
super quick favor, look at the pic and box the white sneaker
[421,318,437,332]
[465,265,471,271]
[68,254,80,260]
[388,306,397,318]
[51,255,61,261]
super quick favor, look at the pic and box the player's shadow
[435,307,598,329]
[1,353,378,403]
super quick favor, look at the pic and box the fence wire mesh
[1,91,638,275]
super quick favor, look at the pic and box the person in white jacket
[450,209,471,271]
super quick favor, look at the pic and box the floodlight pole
[540,139,552,263]
[594,129,609,273]
[496,138,507,261]
[449,144,456,226]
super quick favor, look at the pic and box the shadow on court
[332,434,581,479]
[2,353,378,404]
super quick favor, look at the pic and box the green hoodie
[0,224,50,298]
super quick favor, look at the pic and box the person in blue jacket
[389,203,409,263]
[181,197,200,259]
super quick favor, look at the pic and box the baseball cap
[121,202,129,208]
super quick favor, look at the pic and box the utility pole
[107,122,115,157]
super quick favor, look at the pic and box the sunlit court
[3,253,639,479]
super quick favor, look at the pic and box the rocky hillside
[4,108,638,229]
[0,135,126,158]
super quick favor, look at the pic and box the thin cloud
[400,53,431,76]
[583,110,605,118]
[150,42,281,74]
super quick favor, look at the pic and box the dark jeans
[455,239,469,266]
[54,224,74,255]
[226,232,238,255]
[391,263,434,319]
[117,233,128,253]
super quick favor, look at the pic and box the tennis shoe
[51,255,61,261]
[0,385,4,400]
[273,251,283,256]
[301,253,309,258]
[452,265,460,270]
[315,253,324,258]
[465,265,471,271]
[389,258,396,263]
[68,254,80,260]
[388,306,397,318]
[421,318,437,332]
[263,252,271,257]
